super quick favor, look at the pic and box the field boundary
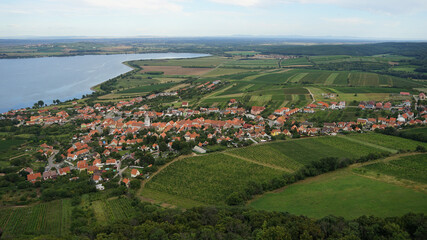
[338,135,398,153]
[223,152,292,173]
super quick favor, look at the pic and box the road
[45,150,60,171]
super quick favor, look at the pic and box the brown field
[141,66,213,76]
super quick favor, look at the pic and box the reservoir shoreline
[0,53,209,113]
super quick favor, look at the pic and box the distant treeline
[257,42,427,57]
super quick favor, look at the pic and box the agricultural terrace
[142,134,398,207]
[249,169,427,219]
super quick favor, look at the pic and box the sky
[1,0,427,40]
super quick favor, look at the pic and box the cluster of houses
[4,90,427,187]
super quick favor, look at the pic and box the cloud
[209,0,262,7]
[210,0,427,14]
[83,0,183,12]
[323,17,372,25]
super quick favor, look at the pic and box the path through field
[223,152,293,173]
[338,135,398,154]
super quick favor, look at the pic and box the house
[420,92,426,100]
[122,178,130,187]
[93,174,102,183]
[182,102,189,107]
[43,170,57,180]
[400,92,410,96]
[58,166,71,176]
[77,160,88,171]
[251,106,265,115]
[131,169,140,177]
[23,167,33,174]
[27,172,42,183]
[106,158,118,166]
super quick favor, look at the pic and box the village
[2,89,427,190]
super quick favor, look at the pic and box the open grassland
[140,66,213,76]
[360,154,427,184]
[249,170,427,219]
[346,133,427,152]
[0,199,72,237]
[143,153,286,206]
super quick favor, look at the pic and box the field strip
[324,73,338,85]
[350,152,427,192]
[337,135,398,153]
[211,93,244,99]
[223,152,292,173]
[288,73,308,83]
[197,85,234,104]
[279,100,289,108]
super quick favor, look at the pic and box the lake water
[0,53,208,113]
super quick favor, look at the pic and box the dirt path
[337,135,398,154]
[223,152,293,173]
[305,87,315,104]
[9,153,28,160]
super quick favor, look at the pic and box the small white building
[193,146,207,154]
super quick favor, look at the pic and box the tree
[37,100,44,107]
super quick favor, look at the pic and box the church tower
[144,115,151,127]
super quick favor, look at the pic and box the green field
[249,170,427,219]
[133,56,229,67]
[143,135,395,207]
[222,59,279,68]
[346,133,427,152]
[118,82,177,93]
[0,196,137,237]
[143,153,286,206]
[92,197,135,224]
[0,199,72,236]
[0,139,25,152]
[361,154,427,184]
[227,137,387,170]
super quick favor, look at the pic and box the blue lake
[0,53,208,113]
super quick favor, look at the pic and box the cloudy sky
[1,0,426,39]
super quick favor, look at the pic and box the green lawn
[250,170,427,219]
